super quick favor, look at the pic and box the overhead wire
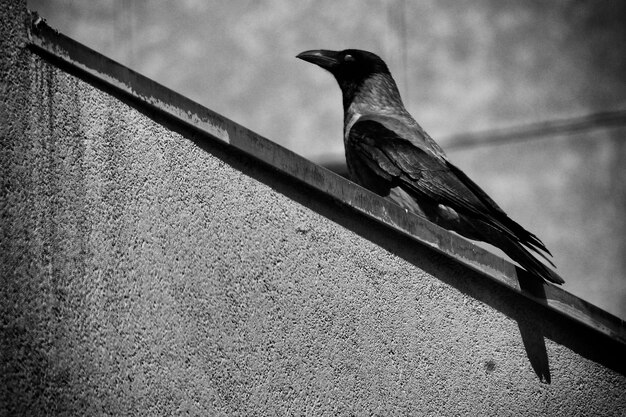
[442,109,626,150]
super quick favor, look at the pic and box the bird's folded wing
[356,113,446,158]
[349,118,493,218]
[348,118,553,259]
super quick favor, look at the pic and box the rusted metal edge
[26,12,626,345]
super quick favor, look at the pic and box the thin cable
[442,109,626,149]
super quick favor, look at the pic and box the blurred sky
[28,0,626,319]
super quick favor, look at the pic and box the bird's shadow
[517,276,551,383]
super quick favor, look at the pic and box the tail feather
[471,218,565,285]
[389,185,564,284]
[446,162,555,263]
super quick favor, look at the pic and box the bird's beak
[296,50,340,71]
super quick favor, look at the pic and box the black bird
[297,49,564,285]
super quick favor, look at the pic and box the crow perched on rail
[297,49,564,285]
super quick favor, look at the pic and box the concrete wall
[2,3,626,415]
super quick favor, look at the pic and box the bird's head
[297,49,399,111]
[296,49,390,81]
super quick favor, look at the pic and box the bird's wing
[348,117,553,259]
[349,118,493,217]
[355,113,447,158]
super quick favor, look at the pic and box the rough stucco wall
[1,3,626,416]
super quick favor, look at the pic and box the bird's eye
[344,54,355,62]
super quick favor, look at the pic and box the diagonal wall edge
[25,13,625,345]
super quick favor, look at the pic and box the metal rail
[26,12,626,345]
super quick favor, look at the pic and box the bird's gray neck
[341,73,405,116]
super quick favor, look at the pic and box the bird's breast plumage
[344,74,446,159]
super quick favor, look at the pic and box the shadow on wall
[517,280,551,383]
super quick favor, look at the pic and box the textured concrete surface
[2,2,626,415]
